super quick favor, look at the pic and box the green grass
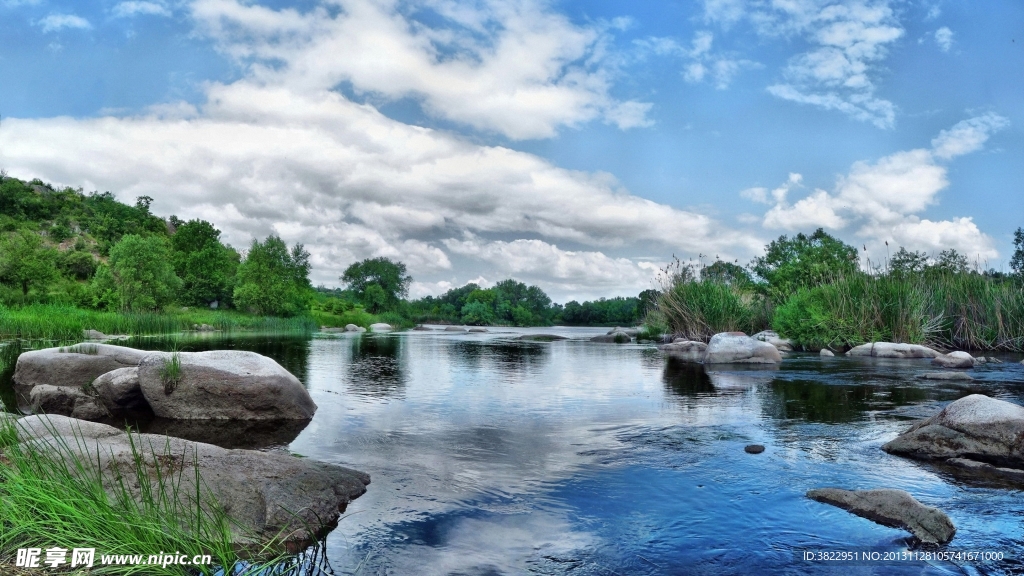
[0,417,304,575]
[655,278,771,342]
[0,304,317,341]
[161,352,182,395]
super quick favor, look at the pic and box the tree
[750,228,858,300]
[340,257,411,313]
[170,219,239,306]
[0,229,59,297]
[233,236,312,316]
[102,234,181,311]
[1011,227,1024,276]
[930,249,970,274]
[702,260,752,286]
[888,247,929,275]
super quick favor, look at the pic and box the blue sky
[1,0,1021,301]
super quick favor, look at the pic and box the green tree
[751,228,858,300]
[233,236,311,316]
[103,234,181,311]
[0,229,59,297]
[929,249,970,275]
[1010,227,1023,276]
[340,257,411,313]
[170,219,239,307]
[702,260,753,286]
[888,247,929,275]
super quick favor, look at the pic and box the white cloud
[37,13,91,32]
[934,26,953,52]
[638,30,759,89]
[191,0,652,140]
[112,1,171,18]
[748,115,1007,259]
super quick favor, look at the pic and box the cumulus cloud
[636,30,759,89]
[112,1,172,17]
[0,1,768,301]
[934,26,953,52]
[747,115,1008,259]
[37,13,91,32]
[192,0,652,140]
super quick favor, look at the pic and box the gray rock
[806,488,955,546]
[932,351,975,369]
[517,334,568,341]
[751,330,794,352]
[846,342,940,359]
[658,340,707,363]
[12,415,369,546]
[947,458,1024,484]
[882,394,1024,468]
[917,371,975,381]
[369,323,393,332]
[820,349,835,357]
[444,326,468,332]
[91,367,148,414]
[138,351,316,420]
[320,327,346,333]
[608,327,639,337]
[591,331,631,343]
[29,384,111,420]
[345,323,361,332]
[83,329,106,340]
[468,327,489,333]
[744,444,765,454]
[988,357,1002,364]
[412,326,434,331]
[13,344,152,407]
[973,356,987,365]
[704,332,782,364]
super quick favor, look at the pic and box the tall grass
[656,279,771,341]
[0,304,317,341]
[0,417,301,575]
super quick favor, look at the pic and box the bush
[657,277,770,341]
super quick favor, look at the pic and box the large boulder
[751,330,794,352]
[882,394,1024,469]
[11,415,369,547]
[13,344,152,407]
[29,385,111,420]
[846,342,941,359]
[807,488,955,546]
[932,351,975,369]
[591,331,631,343]
[138,351,316,420]
[658,340,707,363]
[703,332,782,364]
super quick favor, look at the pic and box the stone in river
[744,444,765,454]
[806,488,955,546]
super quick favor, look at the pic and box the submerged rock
[917,371,975,381]
[932,351,975,369]
[517,334,568,341]
[882,394,1024,470]
[704,332,782,364]
[411,325,433,331]
[846,342,940,359]
[444,326,468,332]
[807,488,955,546]
[468,327,489,333]
[751,330,794,352]
[138,351,317,420]
[591,331,631,343]
[658,340,707,363]
[11,415,369,547]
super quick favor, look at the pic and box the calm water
[3,329,1024,575]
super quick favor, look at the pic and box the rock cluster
[658,332,783,364]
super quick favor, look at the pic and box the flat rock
[13,344,153,408]
[847,342,941,359]
[444,326,468,332]
[932,351,975,369]
[411,326,434,331]
[807,488,955,546]
[468,327,488,333]
[591,331,631,343]
[369,323,393,332]
[658,340,707,363]
[517,334,568,341]
[704,332,782,364]
[608,327,639,337]
[917,371,975,381]
[820,349,835,357]
[752,330,794,352]
[11,415,369,547]
[28,384,111,420]
[138,351,316,420]
[882,394,1024,468]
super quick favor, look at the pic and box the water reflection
[345,334,407,399]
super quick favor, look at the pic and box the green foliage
[1013,227,1024,276]
[460,301,495,325]
[233,236,311,317]
[0,229,60,298]
[750,228,858,301]
[161,351,182,394]
[657,275,771,341]
[103,234,182,311]
[58,248,98,280]
[341,257,412,313]
[888,247,929,275]
[171,219,240,307]
[559,296,641,326]
[702,260,753,287]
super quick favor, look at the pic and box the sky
[0,0,1021,303]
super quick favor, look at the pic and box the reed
[655,278,771,341]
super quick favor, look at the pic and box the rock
[658,340,707,363]
[29,385,111,420]
[820,349,835,357]
[13,344,152,407]
[209,300,219,309]
[988,357,1002,364]
[917,371,975,381]
[369,323,393,332]
[195,323,216,332]
[846,342,940,359]
[12,415,369,547]
[704,332,782,364]
[591,331,631,343]
[752,330,794,352]
[468,327,488,333]
[744,444,765,454]
[83,329,106,340]
[946,458,1024,484]
[806,488,955,546]
[444,326,468,332]
[320,327,346,333]
[882,394,1024,468]
[973,356,987,365]
[608,327,639,337]
[932,351,975,369]
[412,326,434,331]
[345,324,361,332]
[517,334,568,341]
[138,351,316,420]
[91,367,149,414]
